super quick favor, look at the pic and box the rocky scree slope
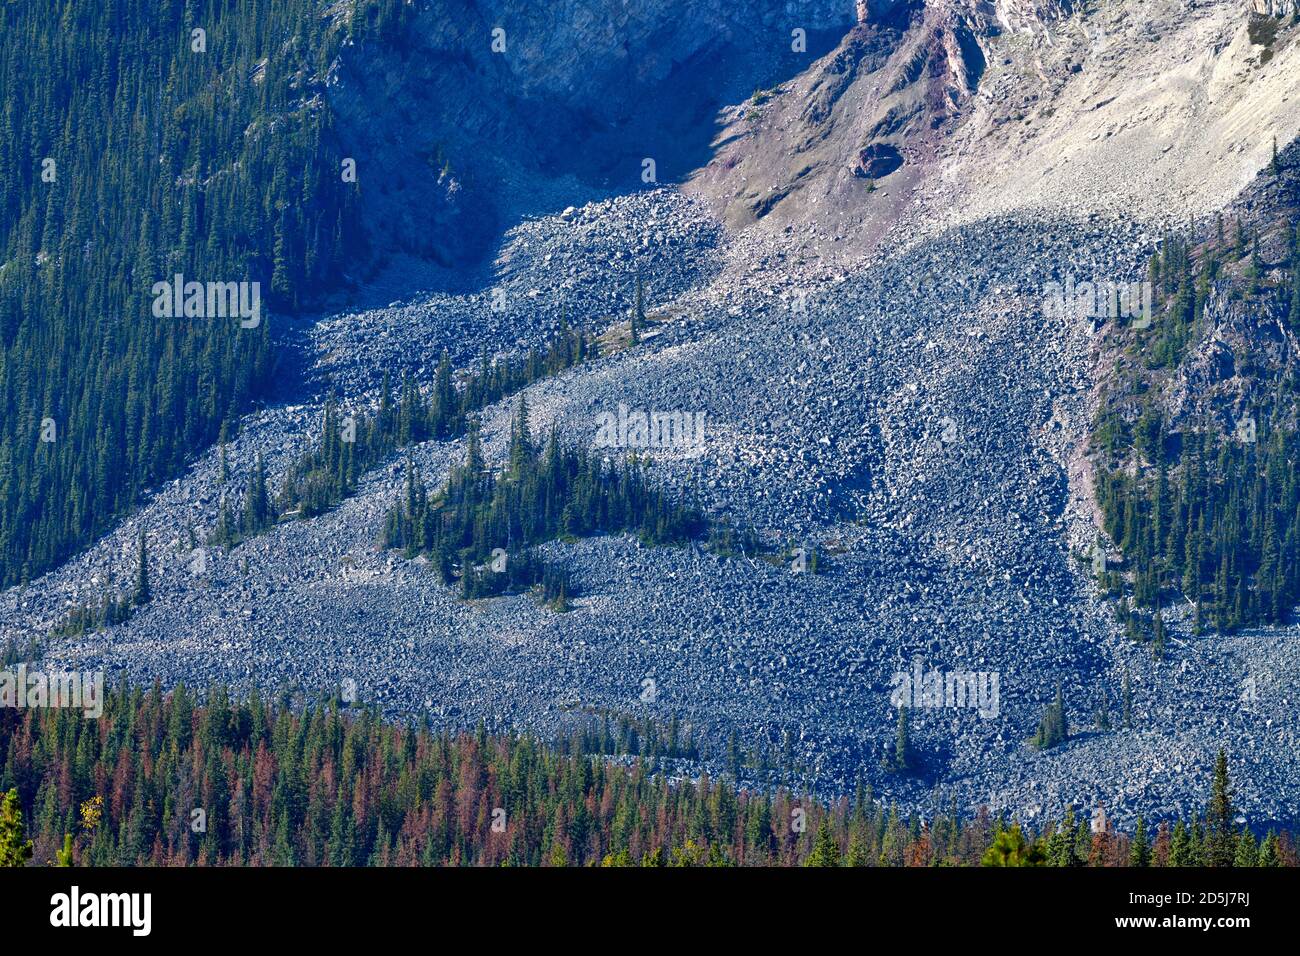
[4,0,1300,824]
[12,191,1299,825]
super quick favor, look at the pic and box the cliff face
[325,0,1298,272]
[326,0,854,271]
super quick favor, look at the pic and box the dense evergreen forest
[0,683,1290,867]
[1091,194,1300,642]
[0,1,429,588]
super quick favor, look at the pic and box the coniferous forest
[1091,207,1300,641]
[0,0,369,587]
[0,683,1292,868]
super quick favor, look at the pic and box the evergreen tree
[132,530,151,606]
[1129,815,1151,867]
[980,824,1046,867]
[630,271,644,345]
[0,789,32,867]
[1169,820,1193,866]
[1233,828,1258,867]
[242,453,272,533]
[889,706,914,773]
[1032,687,1069,750]
[805,818,841,867]
[1204,749,1236,867]
[1258,831,1283,867]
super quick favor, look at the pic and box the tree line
[0,682,1291,867]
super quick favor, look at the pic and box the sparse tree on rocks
[133,529,151,606]
[1032,687,1068,750]
[630,271,644,345]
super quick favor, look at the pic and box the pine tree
[508,396,533,476]
[133,529,151,606]
[1033,687,1068,749]
[630,270,644,345]
[1151,606,1166,660]
[1258,831,1283,867]
[242,452,271,533]
[890,706,913,773]
[1129,815,1151,866]
[980,824,1046,867]
[0,789,32,867]
[1205,749,1236,866]
[1233,828,1258,867]
[1169,820,1193,865]
[845,826,870,867]
[805,818,841,867]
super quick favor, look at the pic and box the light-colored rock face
[1252,0,1298,17]
[462,0,851,101]
[327,0,1298,269]
[933,0,1300,229]
[989,0,1074,32]
[684,0,1300,261]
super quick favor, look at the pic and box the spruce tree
[630,270,644,345]
[242,453,271,533]
[0,789,32,867]
[1233,828,1258,867]
[1032,687,1068,750]
[1205,749,1236,866]
[805,818,842,867]
[890,705,913,773]
[1258,831,1283,867]
[1129,815,1151,867]
[133,529,151,606]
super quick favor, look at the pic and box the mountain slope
[5,0,1300,826]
